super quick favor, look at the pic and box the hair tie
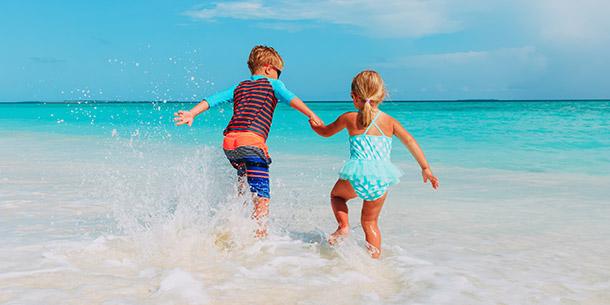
[365,98,371,104]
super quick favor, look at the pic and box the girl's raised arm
[310,113,349,137]
[393,118,439,189]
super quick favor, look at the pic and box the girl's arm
[310,113,348,137]
[393,118,439,189]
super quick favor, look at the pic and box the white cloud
[377,47,548,97]
[524,0,610,47]
[384,47,546,69]
[185,0,463,38]
[255,21,316,32]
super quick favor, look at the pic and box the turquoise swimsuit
[339,111,403,201]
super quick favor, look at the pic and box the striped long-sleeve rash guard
[205,75,297,140]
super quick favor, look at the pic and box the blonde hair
[247,45,284,73]
[351,70,386,127]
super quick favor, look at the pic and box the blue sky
[1,0,609,101]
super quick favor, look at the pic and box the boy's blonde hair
[247,45,284,74]
[351,70,386,127]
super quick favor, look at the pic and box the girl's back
[344,111,395,137]
[346,111,394,163]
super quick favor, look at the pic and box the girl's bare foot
[366,243,381,259]
[328,227,349,245]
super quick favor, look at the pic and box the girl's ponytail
[361,98,374,127]
[351,70,386,128]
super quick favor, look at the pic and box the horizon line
[1,98,609,104]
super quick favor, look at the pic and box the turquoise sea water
[1,101,609,305]
[2,100,609,174]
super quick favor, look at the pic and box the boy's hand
[309,119,324,130]
[174,110,194,127]
[309,114,323,126]
[422,168,439,189]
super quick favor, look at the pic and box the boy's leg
[329,179,357,244]
[225,156,270,237]
[252,196,269,237]
[222,132,272,237]
[232,161,248,198]
[361,193,387,259]
[243,161,271,237]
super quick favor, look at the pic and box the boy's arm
[174,85,236,126]
[289,97,322,125]
[311,113,348,137]
[272,79,322,125]
[393,118,439,189]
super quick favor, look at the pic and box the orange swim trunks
[222,131,271,198]
[222,131,270,158]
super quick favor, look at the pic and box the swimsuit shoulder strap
[364,111,386,136]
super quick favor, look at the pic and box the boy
[174,45,322,237]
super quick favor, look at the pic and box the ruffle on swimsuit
[339,159,402,185]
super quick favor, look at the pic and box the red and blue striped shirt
[204,75,296,140]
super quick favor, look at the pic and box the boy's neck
[252,69,276,79]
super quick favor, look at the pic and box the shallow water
[1,101,609,304]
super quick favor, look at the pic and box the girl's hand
[309,119,324,132]
[422,168,439,189]
[174,110,194,126]
[309,114,323,126]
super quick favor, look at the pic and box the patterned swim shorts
[348,178,391,201]
[223,132,271,198]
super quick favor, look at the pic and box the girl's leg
[361,193,387,258]
[329,179,357,244]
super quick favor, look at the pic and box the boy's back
[221,74,296,140]
[227,77,277,138]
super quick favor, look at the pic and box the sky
[1,0,609,101]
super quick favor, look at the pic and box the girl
[310,70,439,258]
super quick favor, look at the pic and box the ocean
[1,100,609,304]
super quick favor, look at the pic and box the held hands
[309,114,324,133]
[309,114,323,127]
[422,168,439,189]
[174,110,194,127]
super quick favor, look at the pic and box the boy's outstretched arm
[310,113,348,137]
[393,118,439,189]
[174,100,209,126]
[289,97,323,126]
[173,85,235,127]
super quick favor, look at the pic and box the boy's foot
[255,227,268,239]
[328,227,349,245]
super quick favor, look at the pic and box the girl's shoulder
[338,111,360,131]
[340,111,359,117]
[379,111,398,124]
[338,111,359,122]
[377,111,398,135]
